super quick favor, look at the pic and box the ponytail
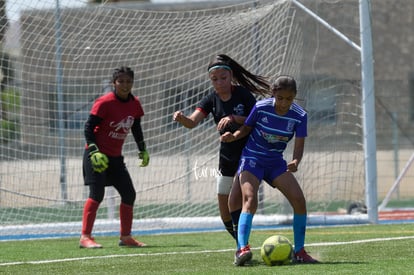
[207,54,271,97]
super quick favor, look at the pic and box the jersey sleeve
[84,114,102,145]
[131,118,145,147]
[196,92,214,117]
[90,97,107,118]
[244,103,259,127]
[295,113,308,138]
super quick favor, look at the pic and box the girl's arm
[173,109,205,129]
[220,124,252,143]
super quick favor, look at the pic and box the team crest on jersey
[286,120,295,132]
[233,104,245,115]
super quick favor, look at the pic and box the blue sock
[230,209,242,248]
[293,213,307,253]
[237,212,253,249]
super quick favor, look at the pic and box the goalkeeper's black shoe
[79,235,102,249]
[293,248,319,264]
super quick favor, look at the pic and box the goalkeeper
[173,54,271,242]
[79,66,149,249]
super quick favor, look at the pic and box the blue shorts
[237,155,287,185]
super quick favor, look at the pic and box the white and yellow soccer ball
[260,235,293,266]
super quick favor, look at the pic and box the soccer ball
[261,235,293,266]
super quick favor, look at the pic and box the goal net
[0,0,367,240]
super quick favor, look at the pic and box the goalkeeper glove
[88,143,109,173]
[138,150,150,167]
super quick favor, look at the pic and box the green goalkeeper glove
[138,150,150,167]
[88,143,109,173]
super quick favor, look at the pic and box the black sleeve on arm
[241,87,257,114]
[196,92,213,115]
[84,114,102,145]
[131,118,146,151]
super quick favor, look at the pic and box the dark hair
[207,54,271,97]
[112,66,134,83]
[271,75,297,94]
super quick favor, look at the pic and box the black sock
[224,220,235,239]
[230,208,242,241]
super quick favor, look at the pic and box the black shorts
[82,150,132,187]
[218,158,239,177]
[218,137,246,177]
[82,150,136,204]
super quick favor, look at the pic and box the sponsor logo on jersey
[260,130,289,143]
[109,116,134,132]
[108,116,134,139]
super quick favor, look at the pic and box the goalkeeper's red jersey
[90,92,144,157]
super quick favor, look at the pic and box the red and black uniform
[81,91,144,237]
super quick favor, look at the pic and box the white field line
[305,235,414,246]
[1,236,414,267]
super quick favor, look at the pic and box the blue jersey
[243,97,307,161]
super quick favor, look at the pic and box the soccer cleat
[293,247,319,263]
[234,245,252,266]
[119,235,147,247]
[79,235,103,249]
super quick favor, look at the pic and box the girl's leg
[112,160,145,246]
[113,169,136,238]
[237,171,260,248]
[81,183,105,236]
[81,198,100,236]
[80,184,105,248]
[272,172,319,263]
[217,176,235,239]
[272,172,306,251]
[228,175,242,243]
[234,171,260,266]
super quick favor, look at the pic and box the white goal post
[292,0,377,223]
[0,0,375,240]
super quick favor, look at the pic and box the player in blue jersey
[173,54,270,241]
[221,75,319,265]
